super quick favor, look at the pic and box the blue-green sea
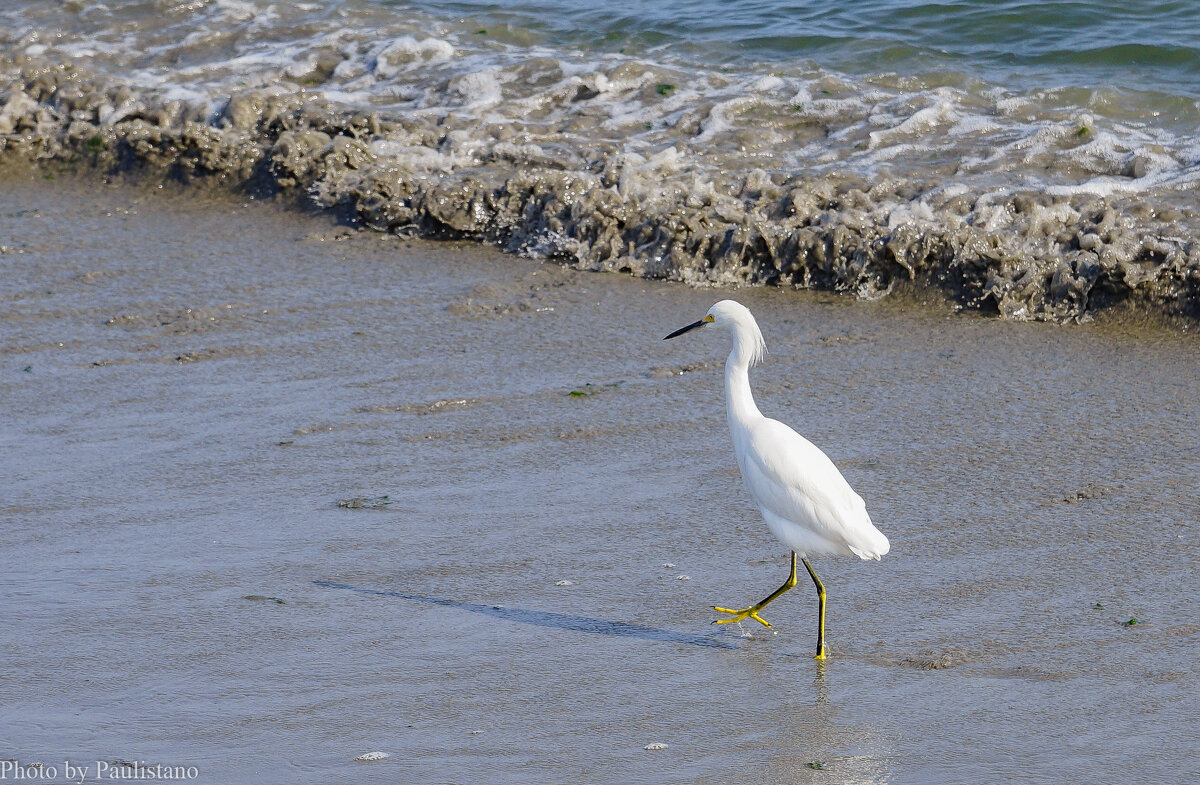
[406,0,1200,98]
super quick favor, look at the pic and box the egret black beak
[664,320,707,340]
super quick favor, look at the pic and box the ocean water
[2,1,1199,319]
[404,0,1200,95]
[3,0,1197,190]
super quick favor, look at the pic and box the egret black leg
[801,557,827,660]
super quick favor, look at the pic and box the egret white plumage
[665,300,889,660]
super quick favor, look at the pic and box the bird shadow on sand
[314,579,738,650]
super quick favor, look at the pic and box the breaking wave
[2,1,1198,321]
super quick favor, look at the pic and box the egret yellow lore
[665,300,889,660]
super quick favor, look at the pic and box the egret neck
[724,323,764,447]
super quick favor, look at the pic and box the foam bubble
[749,75,784,93]
[868,99,957,150]
[887,201,937,230]
[213,0,258,24]
[450,69,503,108]
[374,36,455,79]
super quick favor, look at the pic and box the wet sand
[2,169,1198,784]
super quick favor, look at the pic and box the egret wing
[741,418,888,558]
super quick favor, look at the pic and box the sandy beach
[2,168,1198,783]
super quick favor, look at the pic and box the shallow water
[2,172,1199,783]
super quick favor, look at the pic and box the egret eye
[703,314,714,323]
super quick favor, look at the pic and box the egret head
[664,299,766,367]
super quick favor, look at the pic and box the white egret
[665,300,889,659]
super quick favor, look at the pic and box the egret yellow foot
[712,604,775,627]
[711,552,798,629]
